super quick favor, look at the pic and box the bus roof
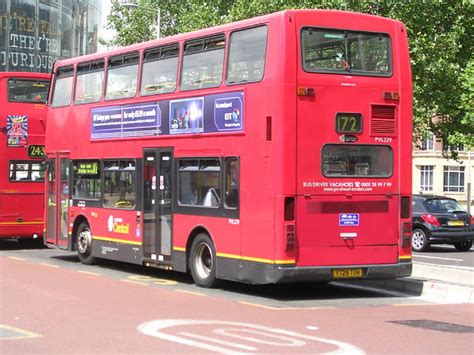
[0,72,51,80]
[53,9,404,69]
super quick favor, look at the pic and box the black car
[412,195,474,252]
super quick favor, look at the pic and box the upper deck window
[322,144,392,178]
[51,66,74,108]
[302,28,392,77]
[8,79,50,104]
[75,60,104,105]
[181,35,225,91]
[140,44,179,96]
[227,26,267,85]
[105,52,139,100]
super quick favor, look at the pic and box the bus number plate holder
[332,268,364,278]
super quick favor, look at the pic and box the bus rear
[0,73,50,242]
[291,11,412,280]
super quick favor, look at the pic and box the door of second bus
[45,154,70,248]
[142,149,173,263]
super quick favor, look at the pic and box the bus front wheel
[189,233,218,288]
[76,222,97,265]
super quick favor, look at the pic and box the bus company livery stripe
[92,236,142,246]
[174,248,296,265]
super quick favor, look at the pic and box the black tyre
[454,240,472,252]
[76,222,97,265]
[189,233,218,288]
[412,228,430,252]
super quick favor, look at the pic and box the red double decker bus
[45,10,412,287]
[0,72,50,243]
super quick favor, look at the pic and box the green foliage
[104,0,474,150]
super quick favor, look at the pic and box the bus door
[45,154,70,248]
[142,149,173,264]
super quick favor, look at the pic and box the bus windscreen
[8,79,50,103]
[301,27,392,76]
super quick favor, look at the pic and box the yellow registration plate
[448,220,465,226]
[332,268,363,278]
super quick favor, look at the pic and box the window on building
[419,165,433,192]
[103,160,136,209]
[443,166,465,192]
[442,141,464,152]
[227,26,267,85]
[105,52,139,100]
[9,161,44,181]
[420,133,434,151]
[72,160,101,200]
[141,44,179,96]
[181,35,225,91]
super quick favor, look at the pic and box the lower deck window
[103,160,136,209]
[9,160,44,181]
[178,159,221,207]
[73,160,101,200]
[322,144,392,177]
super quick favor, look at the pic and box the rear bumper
[270,262,412,283]
[0,223,44,239]
[219,258,413,285]
[428,230,474,244]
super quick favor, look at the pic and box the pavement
[348,262,474,304]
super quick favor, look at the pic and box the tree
[104,0,474,149]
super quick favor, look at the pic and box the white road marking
[413,254,463,262]
[179,332,257,351]
[137,319,365,354]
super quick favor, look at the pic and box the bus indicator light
[297,87,315,96]
[383,92,400,101]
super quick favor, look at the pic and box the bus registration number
[332,268,363,278]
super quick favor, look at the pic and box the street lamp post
[119,0,161,39]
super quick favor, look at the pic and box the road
[413,245,473,268]
[1,241,473,354]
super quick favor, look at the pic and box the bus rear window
[322,144,392,177]
[9,160,44,181]
[8,79,50,103]
[302,28,392,76]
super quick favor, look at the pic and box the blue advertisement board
[91,92,244,140]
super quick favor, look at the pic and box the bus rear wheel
[76,222,97,265]
[189,233,218,288]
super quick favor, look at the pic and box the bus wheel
[76,222,97,265]
[190,233,218,288]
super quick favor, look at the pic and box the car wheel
[412,228,430,252]
[453,240,472,252]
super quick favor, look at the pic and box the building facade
[413,133,473,211]
[0,0,103,73]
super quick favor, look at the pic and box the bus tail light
[401,196,410,219]
[284,197,295,221]
[401,222,412,247]
[285,224,296,251]
[383,91,400,101]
